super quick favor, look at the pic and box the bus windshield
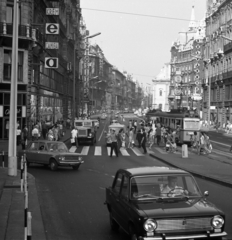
[184,120,200,129]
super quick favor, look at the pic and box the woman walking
[127,128,134,149]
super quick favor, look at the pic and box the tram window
[184,120,199,129]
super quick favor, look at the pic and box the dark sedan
[105,167,227,240]
[18,140,84,171]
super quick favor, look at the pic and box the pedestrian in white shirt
[71,127,78,146]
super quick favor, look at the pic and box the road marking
[120,148,130,156]
[69,146,77,153]
[107,147,116,156]
[211,140,231,147]
[131,147,144,156]
[81,146,89,155]
[94,146,102,156]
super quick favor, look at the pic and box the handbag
[71,138,75,143]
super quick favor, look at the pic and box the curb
[149,153,232,188]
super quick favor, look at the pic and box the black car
[105,167,227,240]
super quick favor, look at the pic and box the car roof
[119,166,188,177]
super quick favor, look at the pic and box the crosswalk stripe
[69,146,77,153]
[107,147,116,156]
[146,148,154,154]
[94,146,102,156]
[131,147,144,156]
[81,146,90,155]
[120,148,130,156]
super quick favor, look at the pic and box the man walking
[110,129,118,157]
[141,128,147,154]
[156,124,162,146]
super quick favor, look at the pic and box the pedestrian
[198,132,205,155]
[42,121,48,139]
[32,125,39,141]
[110,129,118,157]
[47,128,54,141]
[21,125,28,150]
[53,125,59,141]
[127,128,134,149]
[148,129,155,149]
[156,125,162,146]
[16,126,22,146]
[71,127,78,146]
[121,131,126,149]
[141,128,147,154]
[133,120,137,133]
[136,129,142,148]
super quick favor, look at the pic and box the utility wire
[82,7,199,22]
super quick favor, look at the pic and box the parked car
[105,167,227,240]
[18,141,84,171]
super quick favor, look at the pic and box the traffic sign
[45,23,59,34]
[45,57,59,68]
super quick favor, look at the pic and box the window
[6,4,21,24]
[3,50,23,82]
[113,173,123,194]
[159,89,162,96]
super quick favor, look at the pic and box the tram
[146,109,200,145]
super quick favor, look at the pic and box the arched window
[159,90,162,96]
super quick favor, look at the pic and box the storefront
[0,91,27,140]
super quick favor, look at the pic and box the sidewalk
[0,129,71,240]
[149,145,232,187]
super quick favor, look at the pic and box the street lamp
[91,79,102,115]
[82,32,101,116]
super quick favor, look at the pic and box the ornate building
[152,63,170,111]
[169,6,205,113]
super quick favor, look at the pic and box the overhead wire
[82,7,199,23]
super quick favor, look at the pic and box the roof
[121,166,188,176]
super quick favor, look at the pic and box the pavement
[0,123,232,239]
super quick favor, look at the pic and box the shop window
[4,93,10,105]
[17,94,22,105]
[3,50,24,82]
[0,93,3,105]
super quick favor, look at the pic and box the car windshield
[47,142,69,152]
[130,174,201,199]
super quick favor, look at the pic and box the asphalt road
[28,114,232,240]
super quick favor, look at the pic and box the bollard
[24,191,28,240]
[21,156,24,192]
[182,144,188,158]
[27,212,32,240]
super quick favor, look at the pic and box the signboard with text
[4,106,22,117]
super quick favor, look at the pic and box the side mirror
[204,191,209,197]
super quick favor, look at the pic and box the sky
[80,0,206,86]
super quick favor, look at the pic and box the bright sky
[81,0,206,85]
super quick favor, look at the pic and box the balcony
[0,22,44,47]
[224,42,232,54]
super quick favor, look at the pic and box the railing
[0,22,44,45]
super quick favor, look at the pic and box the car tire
[72,165,80,170]
[129,224,138,240]
[109,212,119,232]
[50,159,58,171]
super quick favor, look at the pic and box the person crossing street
[110,129,118,157]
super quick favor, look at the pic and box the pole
[72,32,76,126]
[8,0,19,176]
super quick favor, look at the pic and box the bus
[146,109,200,145]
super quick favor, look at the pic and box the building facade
[152,63,170,111]
[169,6,205,113]
[202,0,232,125]
[0,0,82,139]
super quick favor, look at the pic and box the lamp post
[83,32,101,116]
[91,79,102,115]
[8,0,19,176]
